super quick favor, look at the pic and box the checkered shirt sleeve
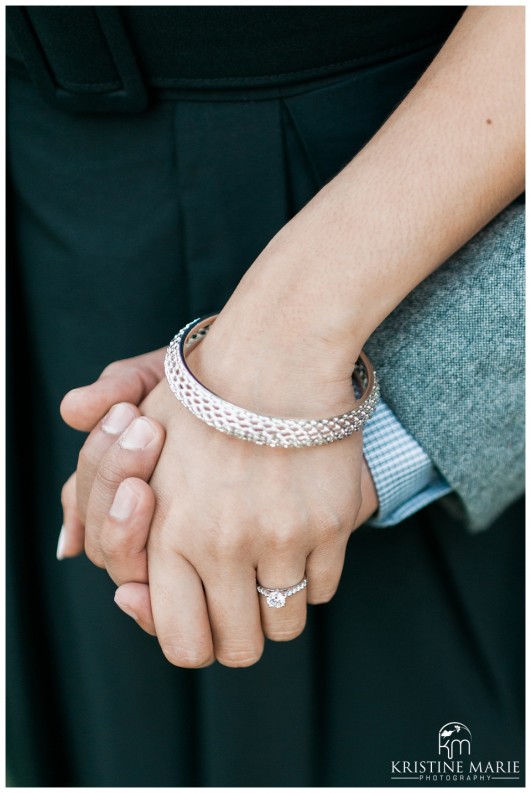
[362,396,451,527]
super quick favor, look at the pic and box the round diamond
[266,591,286,608]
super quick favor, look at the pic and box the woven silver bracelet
[164,314,380,448]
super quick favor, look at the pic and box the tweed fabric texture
[365,198,525,531]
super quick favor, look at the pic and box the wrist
[218,183,384,364]
[185,307,360,420]
[183,180,390,418]
[191,251,370,419]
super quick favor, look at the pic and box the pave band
[257,578,308,608]
[164,314,380,448]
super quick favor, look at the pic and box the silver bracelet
[164,314,380,448]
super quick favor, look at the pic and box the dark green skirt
[7,42,524,786]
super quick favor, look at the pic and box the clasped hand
[60,342,375,668]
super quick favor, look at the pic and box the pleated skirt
[7,40,524,786]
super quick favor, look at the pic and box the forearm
[190,7,524,410]
[266,6,524,346]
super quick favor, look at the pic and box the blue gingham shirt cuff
[362,396,451,527]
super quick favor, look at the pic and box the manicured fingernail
[102,403,136,435]
[114,592,138,621]
[119,417,155,450]
[109,482,138,521]
[56,525,66,560]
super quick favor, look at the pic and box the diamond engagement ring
[257,578,308,608]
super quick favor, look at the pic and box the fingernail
[119,417,155,450]
[114,592,138,621]
[109,482,138,521]
[56,525,66,560]
[102,403,136,435]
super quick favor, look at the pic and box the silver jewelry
[257,578,308,608]
[164,314,380,448]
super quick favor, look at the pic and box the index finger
[148,529,215,668]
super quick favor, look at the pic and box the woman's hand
[60,337,376,666]
[133,375,364,667]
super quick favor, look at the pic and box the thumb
[60,347,166,432]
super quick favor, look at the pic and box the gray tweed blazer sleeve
[364,196,525,532]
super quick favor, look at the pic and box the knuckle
[84,540,106,569]
[101,360,125,377]
[308,583,338,605]
[78,445,98,472]
[216,640,263,668]
[267,625,305,642]
[159,635,213,668]
[99,528,134,560]
[209,526,248,560]
[316,513,344,544]
[266,614,306,642]
[266,523,300,555]
[60,480,71,509]
[95,460,128,491]
[216,654,261,669]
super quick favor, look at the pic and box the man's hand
[59,348,166,560]
[60,347,166,432]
